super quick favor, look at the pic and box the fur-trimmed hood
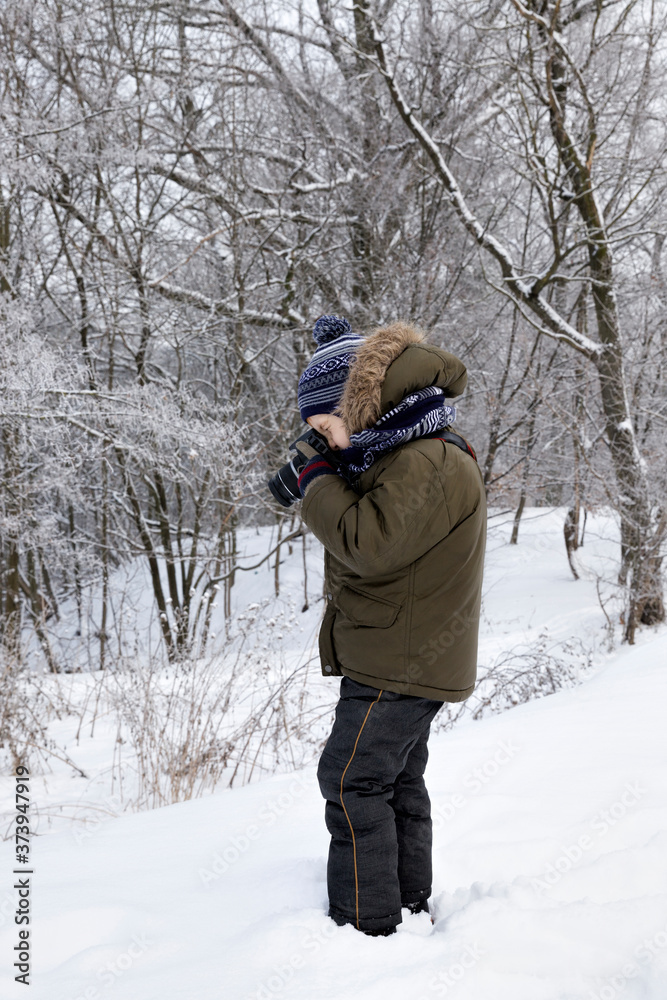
[337,321,468,435]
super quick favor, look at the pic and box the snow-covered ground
[1,508,666,999]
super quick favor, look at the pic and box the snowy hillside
[8,506,623,826]
[1,509,666,999]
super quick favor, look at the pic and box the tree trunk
[1,425,21,659]
[358,1,665,637]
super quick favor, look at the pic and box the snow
[1,509,667,999]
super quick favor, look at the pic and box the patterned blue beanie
[298,316,363,422]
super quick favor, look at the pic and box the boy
[296,315,486,936]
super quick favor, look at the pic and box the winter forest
[1,1,667,996]
[2,0,667,805]
[2,0,667,802]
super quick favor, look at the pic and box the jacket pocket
[336,585,401,628]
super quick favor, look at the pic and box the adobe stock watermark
[431,739,521,830]
[417,613,480,668]
[71,793,124,846]
[394,479,434,527]
[69,930,153,1000]
[587,920,667,1000]
[424,942,485,997]
[532,780,645,892]
[249,921,336,1000]
[199,772,314,887]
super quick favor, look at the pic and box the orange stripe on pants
[338,688,384,929]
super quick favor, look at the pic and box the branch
[353,2,602,361]
[150,279,305,327]
[217,0,315,115]
[19,104,143,139]
[209,529,304,583]
[151,164,357,226]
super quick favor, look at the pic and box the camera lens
[267,459,302,507]
[267,428,340,507]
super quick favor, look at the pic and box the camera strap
[428,430,478,463]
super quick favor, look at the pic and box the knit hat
[297,316,363,422]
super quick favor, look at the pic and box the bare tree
[352,0,666,639]
[1,0,664,665]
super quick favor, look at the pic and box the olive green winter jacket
[301,322,487,702]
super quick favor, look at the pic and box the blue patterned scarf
[338,386,457,478]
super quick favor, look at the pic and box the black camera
[268,428,341,507]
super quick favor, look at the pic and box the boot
[405,898,433,923]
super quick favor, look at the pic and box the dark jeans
[317,676,443,933]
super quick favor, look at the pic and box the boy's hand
[297,450,337,497]
[294,439,320,463]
